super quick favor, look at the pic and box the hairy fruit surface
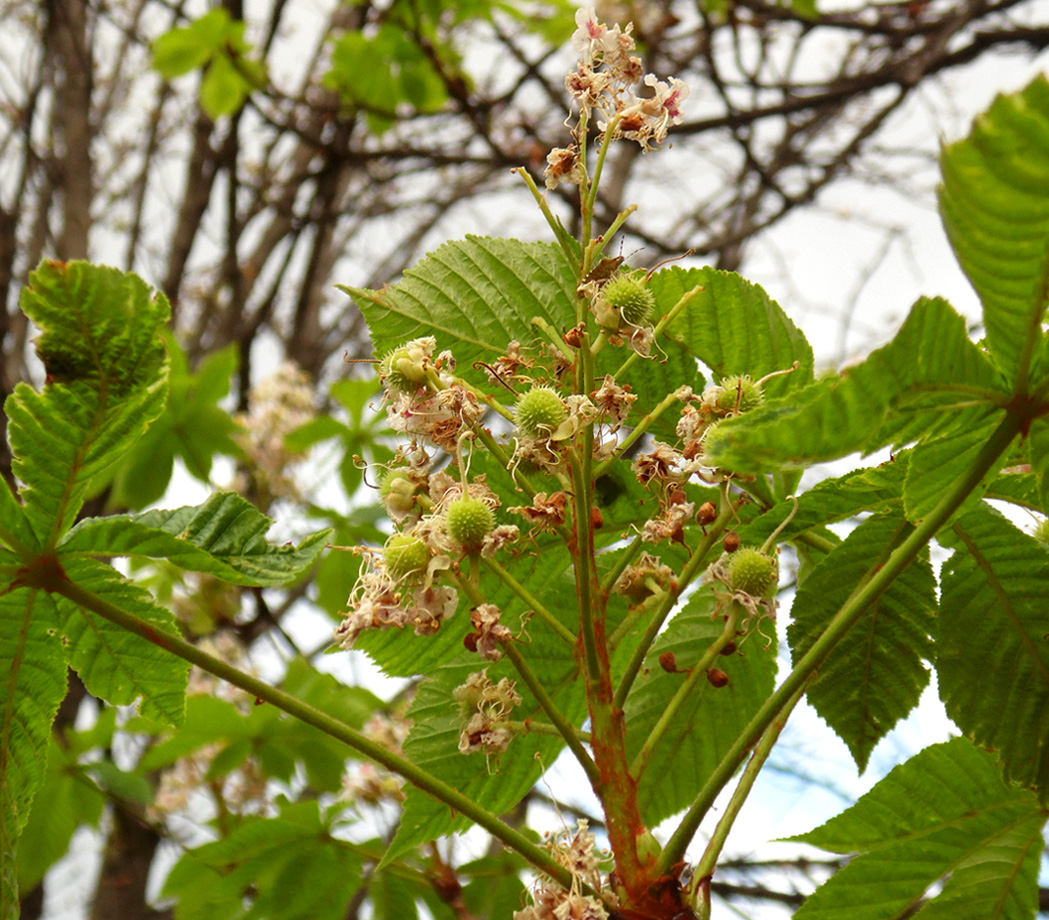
[599,273,655,326]
[716,375,764,415]
[384,533,431,578]
[726,547,778,597]
[515,386,568,437]
[446,497,496,553]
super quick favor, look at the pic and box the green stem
[512,166,578,267]
[630,604,741,778]
[612,501,735,709]
[586,118,618,217]
[531,316,577,365]
[689,680,805,911]
[502,641,601,787]
[600,531,644,598]
[480,557,576,646]
[657,410,1025,875]
[49,575,575,891]
[594,386,691,479]
[569,448,601,683]
[504,719,592,744]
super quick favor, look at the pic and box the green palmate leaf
[656,266,815,399]
[60,492,331,587]
[902,405,1008,525]
[15,736,106,893]
[0,585,66,920]
[105,337,241,509]
[152,8,232,76]
[938,502,1049,796]
[461,854,529,920]
[163,800,363,920]
[382,617,586,866]
[1027,416,1049,514]
[340,236,577,383]
[744,457,907,546]
[939,75,1049,388]
[789,514,936,771]
[142,663,381,792]
[625,589,778,826]
[56,558,188,726]
[792,738,1046,920]
[372,868,422,920]
[985,468,1043,514]
[6,262,169,542]
[200,53,253,119]
[707,296,1006,472]
[0,476,36,553]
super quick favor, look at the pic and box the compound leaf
[341,236,577,387]
[789,514,936,771]
[939,75,1049,388]
[60,492,331,587]
[792,738,1045,920]
[56,558,189,726]
[938,502,1049,797]
[6,262,169,543]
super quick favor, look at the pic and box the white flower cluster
[454,669,523,755]
[514,821,609,920]
[546,5,689,189]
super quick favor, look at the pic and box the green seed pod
[515,386,568,437]
[717,375,764,415]
[383,533,431,578]
[600,273,655,326]
[726,547,778,598]
[446,497,496,553]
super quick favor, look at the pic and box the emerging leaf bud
[515,386,568,438]
[599,273,655,326]
[446,496,496,553]
[726,547,778,598]
[383,533,431,579]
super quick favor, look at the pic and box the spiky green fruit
[446,497,496,553]
[515,386,567,437]
[600,273,655,326]
[727,547,778,597]
[717,375,764,415]
[383,533,430,578]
